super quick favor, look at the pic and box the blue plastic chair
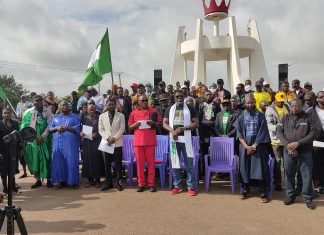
[115,135,135,186]
[204,137,236,193]
[168,136,200,190]
[149,135,169,188]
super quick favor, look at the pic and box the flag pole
[5,97,17,116]
[107,28,114,86]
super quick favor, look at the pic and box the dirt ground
[0,175,323,235]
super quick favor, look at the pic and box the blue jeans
[283,149,313,202]
[173,142,196,190]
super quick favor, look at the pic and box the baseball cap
[181,85,188,89]
[304,81,312,87]
[255,81,263,87]
[159,94,169,101]
[222,99,230,104]
[275,92,285,102]
[33,95,43,101]
[217,79,224,84]
[158,81,166,86]
[263,81,270,86]
[130,83,138,88]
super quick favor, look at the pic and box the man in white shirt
[16,95,32,120]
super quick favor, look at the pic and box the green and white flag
[0,87,8,100]
[78,29,113,91]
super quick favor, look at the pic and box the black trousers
[104,147,122,185]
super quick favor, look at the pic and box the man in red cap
[130,83,138,104]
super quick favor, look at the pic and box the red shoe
[188,189,197,196]
[170,188,183,195]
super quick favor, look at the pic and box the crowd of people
[0,77,323,210]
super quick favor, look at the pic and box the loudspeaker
[278,64,288,86]
[154,69,162,87]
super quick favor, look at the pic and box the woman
[0,108,20,193]
[80,104,104,187]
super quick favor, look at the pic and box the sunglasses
[175,95,184,98]
[139,99,148,102]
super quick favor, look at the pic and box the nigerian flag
[0,87,8,101]
[78,29,112,91]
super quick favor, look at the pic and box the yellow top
[253,92,272,112]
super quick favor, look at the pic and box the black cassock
[235,110,271,185]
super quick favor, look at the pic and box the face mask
[210,88,216,93]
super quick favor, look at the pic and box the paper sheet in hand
[98,139,115,154]
[175,136,186,143]
[313,141,324,148]
[138,120,151,129]
[82,125,93,140]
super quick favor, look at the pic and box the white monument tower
[170,0,269,92]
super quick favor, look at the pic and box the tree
[0,74,29,108]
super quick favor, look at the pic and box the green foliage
[0,74,29,107]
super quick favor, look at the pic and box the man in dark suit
[215,99,238,138]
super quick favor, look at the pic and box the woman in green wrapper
[21,95,53,188]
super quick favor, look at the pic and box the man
[77,89,92,112]
[163,90,199,196]
[306,91,324,195]
[70,91,79,114]
[21,95,53,188]
[230,97,242,115]
[89,87,105,114]
[131,83,146,105]
[198,90,221,179]
[253,81,272,112]
[195,85,207,110]
[155,94,170,135]
[245,79,252,87]
[130,83,138,102]
[216,78,231,103]
[145,83,153,97]
[128,95,161,192]
[277,81,296,106]
[167,84,175,105]
[265,92,290,191]
[99,99,125,191]
[49,101,81,189]
[184,79,191,91]
[151,81,168,106]
[16,95,32,120]
[304,82,313,92]
[277,99,317,209]
[45,91,60,113]
[259,101,270,113]
[303,91,316,112]
[181,86,190,102]
[236,94,272,202]
[215,99,238,138]
[232,83,245,110]
[116,87,131,131]
[0,108,21,193]
[292,79,305,101]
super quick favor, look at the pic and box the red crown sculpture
[202,0,231,21]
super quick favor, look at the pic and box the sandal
[239,192,248,200]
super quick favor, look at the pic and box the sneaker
[170,187,183,195]
[283,197,295,206]
[136,186,145,192]
[149,186,156,192]
[101,185,113,191]
[188,189,197,196]
[306,201,316,210]
[116,183,124,192]
[31,180,42,189]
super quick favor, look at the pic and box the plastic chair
[168,136,200,190]
[114,135,134,186]
[204,137,236,193]
[148,135,169,188]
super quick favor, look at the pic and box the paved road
[1,176,323,234]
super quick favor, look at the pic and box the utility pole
[115,72,123,87]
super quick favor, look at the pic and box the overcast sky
[0,0,323,97]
